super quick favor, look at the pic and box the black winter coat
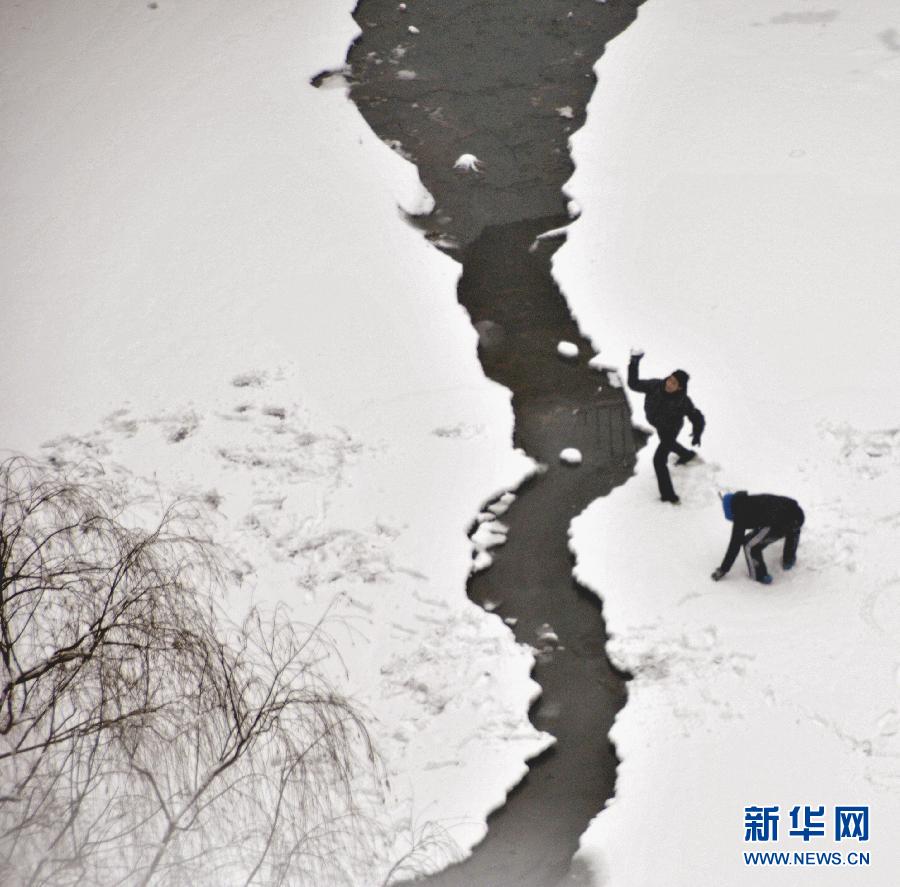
[719,492,805,572]
[627,355,705,441]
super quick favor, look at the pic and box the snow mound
[559,448,583,465]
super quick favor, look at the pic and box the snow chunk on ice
[471,550,493,573]
[408,25,420,34]
[453,153,484,173]
[471,520,509,549]
[487,491,516,516]
[559,448,582,465]
[396,69,417,80]
[394,174,436,218]
[557,106,574,119]
[557,341,579,359]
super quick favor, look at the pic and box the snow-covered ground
[1,1,549,879]
[556,2,900,883]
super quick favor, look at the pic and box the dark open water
[341,2,646,883]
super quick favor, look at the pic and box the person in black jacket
[627,350,705,504]
[711,491,805,584]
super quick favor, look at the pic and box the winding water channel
[344,2,645,883]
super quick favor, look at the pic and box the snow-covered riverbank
[556,2,900,883]
[1,1,549,877]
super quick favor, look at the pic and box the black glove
[691,432,702,447]
[711,567,726,581]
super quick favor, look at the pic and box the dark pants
[743,520,803,580]
[653,435,693,500]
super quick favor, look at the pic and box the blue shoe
[758,574,773,585]
[783,559,796,571]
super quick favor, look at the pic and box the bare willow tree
[0,455,383,886]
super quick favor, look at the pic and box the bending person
[712,491,805,584]
[627,350,705,504]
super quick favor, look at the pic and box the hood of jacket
[722,490,748,521]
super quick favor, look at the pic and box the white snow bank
[556,1,900,883]
[0,0,548,872]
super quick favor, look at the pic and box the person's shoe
[757,574,773,585]
[660,494,681,504]
[783,559,796,571]
[675,451,697,465]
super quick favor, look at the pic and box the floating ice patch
[566,199,581,219]
[396,69,417,80]
[407,25,420,34]
[453,153,484,173]
[559,448,582,465]
[536,623,559,645]
[557,106,574,118]
[557,341,579,359]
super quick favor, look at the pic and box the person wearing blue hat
[627,349,705,504]
[712,491,805,584]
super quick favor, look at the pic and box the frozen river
[347,2,644,883]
